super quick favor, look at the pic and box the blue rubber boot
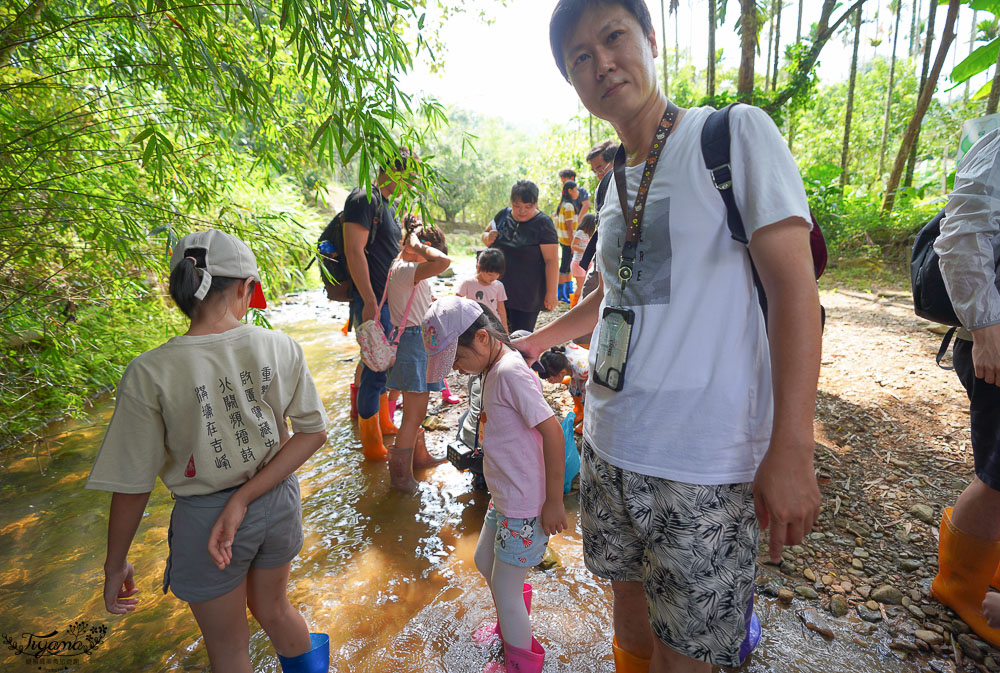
[278,633,329,673]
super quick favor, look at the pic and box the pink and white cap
[422,296,484,383]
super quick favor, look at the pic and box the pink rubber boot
[441,379,460,404]
[483,636,545,673]
[473,584,532,645]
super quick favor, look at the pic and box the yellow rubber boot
[358,414,389,462]
[572,395,584,433]
[931,508,1000,648]
[378,393,398,435]
[612,637,650,673]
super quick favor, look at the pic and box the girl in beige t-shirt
[86,230,330,672]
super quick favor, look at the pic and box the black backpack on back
[911,207,960,327]
[701,103,828,329]
[317,193,380,302]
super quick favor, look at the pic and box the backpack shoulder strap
[701,103,748,244]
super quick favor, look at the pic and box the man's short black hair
[587,139,617,164]
[559,168,577,179]
[378,146,414,174]
[510,180,539,205]
[476,248,506,277]
[549,0,655,81]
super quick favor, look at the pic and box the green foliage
[0,0,446,444]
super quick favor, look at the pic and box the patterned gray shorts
[579,442,759,667]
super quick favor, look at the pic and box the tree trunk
[882,0,960,212]
[765,7,775,91]
[841,6,863,190]
[738,0,757,101]
[987,46,1000,114]
[674,3,680,77]
[708,0,717,98]
[772,0,783,91]
[910,0,922,59]
[904,0,937,189]
[796,0,804,42]
[660,0,669,96]
[879,0,902,178]
[966,9,977,104]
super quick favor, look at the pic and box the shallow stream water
[0,284,943,672]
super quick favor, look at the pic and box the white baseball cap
[169,229,267,308]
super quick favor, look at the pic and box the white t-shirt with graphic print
[585,105,811,485]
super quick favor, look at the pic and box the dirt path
[761,283,992,670]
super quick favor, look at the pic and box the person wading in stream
[514,1,824,671]
[343,150,408,462]
[86,230,331,673]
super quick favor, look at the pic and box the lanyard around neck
[613,101,680,290]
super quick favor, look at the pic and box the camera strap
[613,101,680,294]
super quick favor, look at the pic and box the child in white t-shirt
[86,229,330,672]
[384,215,451,491]
[533,343,590,433]
[457,248,508,331]
[422,297,566,673]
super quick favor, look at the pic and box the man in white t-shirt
[515,1,823,671]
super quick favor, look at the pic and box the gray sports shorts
[163,474,304,603]
[579,442,758,667]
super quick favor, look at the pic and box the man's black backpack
[316,193,380,302]
[911,207,967,368]
[701,103,828,329]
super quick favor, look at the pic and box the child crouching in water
[532,343,590,433]
[422,297,566,673]
[383,215,451,491]
[86,230,330,673]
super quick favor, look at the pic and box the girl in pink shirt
[422,297,566,673]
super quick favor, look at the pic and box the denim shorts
[484,500,548,568]
[162,474,303,603]
[386,325,445,393]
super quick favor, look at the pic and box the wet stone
[871,585,903,605]
[914,629,944,646]
[795,585,819,600]
[790,545,806,555]
[821,574,834,586]
[829,594,849,618]
[909,504,936,525]
[778,589,795,604]
[857,603,882,623]
[804,568,816,582]
[950,620,971,635]
[851,558,865,570]
[799,608,835,640]
[841,581,853,594]
[857,585,871,599]
[899,559,922,572]
[758,578,784,598]
[889,638,919,652]
[958,634,985,662]
[780,560,797,575]
[853,547,869,559]
[907,605,925,619]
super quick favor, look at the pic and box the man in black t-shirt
[343,154,407,461]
